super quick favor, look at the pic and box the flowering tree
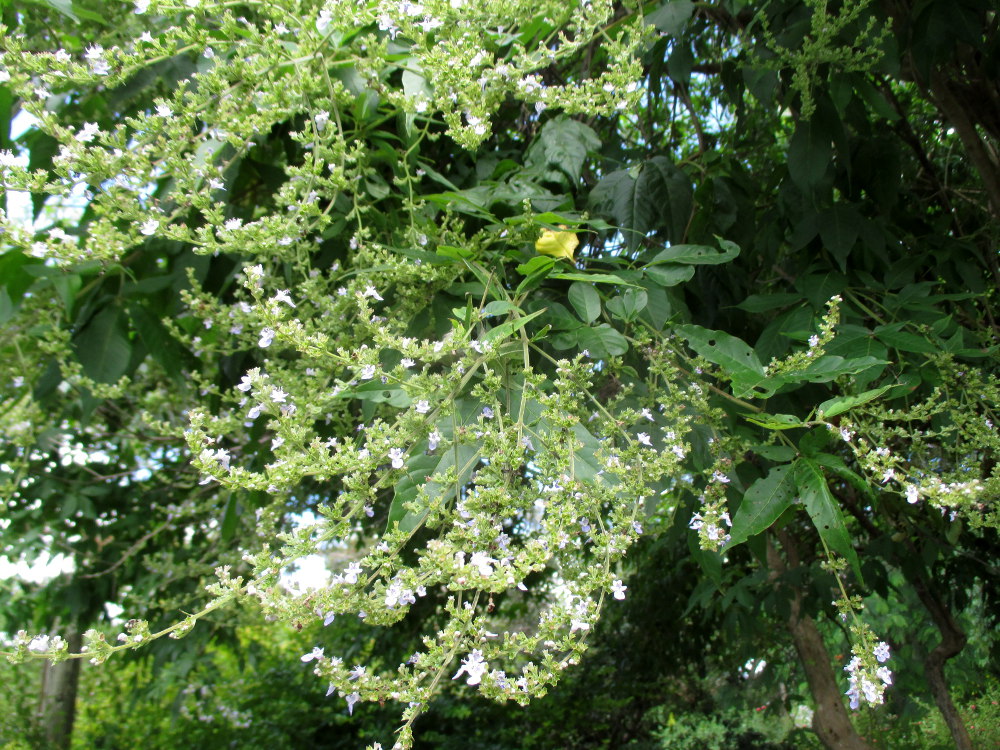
[1,1,998,749]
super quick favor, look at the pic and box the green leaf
[795,458,863,582]
[645,0,694,35]
[791,355,887,383]
[482,308,545,343]
[576,324,628,359]
[643,264,694,287]
[481,300,522,318]
[727,463,797,548]
[648,240,740,266]
[743,413,805,430]
[437,244,474,260]
[818,204,861,271]
[128,303,194,384]
[568,282,601,323]
[752,445,797,462]
[788,116,831,190]
[220,493,239,542]
[874,324,937,353]
[525,115,600,184]
[676,324,779,397]
[589,156,692,249]
[516,255,556,276]
[735,293,801,313]
[388,441,481,534]
[550,272,633,285]
[816,385,892,419]
[72,306,131,384]
[605,289,647,321]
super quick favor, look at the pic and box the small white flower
[637,432,651,446]
[611,580,627,600]
[414,400,430,414]
[270,387,288,403]
[258,327,275,347]
[139,218,158,236]
[427,430,442,451]
[345,692,360,714]
[76,122,100,143]
[272,289,295,307]
[361,285,383,301]
[388,447,405,469]
[905,484,919,504]
[401,357,415,368]
[316,9,333,33]
[224,218,243,231]
[135,0,150,12]
[359,364,376,380]
[155,103,172,118]
[301,646,324,662]
[453,650,488,685]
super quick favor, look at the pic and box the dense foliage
[1,0,997,748]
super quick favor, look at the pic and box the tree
[1,1,997,749]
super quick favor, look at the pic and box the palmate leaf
[589,156,692,249]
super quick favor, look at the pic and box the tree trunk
[768,533,872,750]
[911,578,974,750]
[38,631,82,750]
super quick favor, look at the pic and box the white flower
[134,0,150,12]
[427,430,442,451]
[85,45,109,75]
[453,650,488,685]
[155,103,172,118]
[637,432,651,446]
[361,285,383,301]
[203,47,215,59]
[258,327,275,347]
[345,692,360,714]
[272,289,295,307]
[873,642,890,663]
[414,400,430,414]
[469,551,495,577]
[401,357,415,368]
[29,635,51,653]
[270,387,288,403]
[611,580,627,600]
[139,31,154,43]
[359,364,376,380]
[316,9,332,33]
[388,447,405,469]
[139,218,158,235]
[905,484,919,504]
[76,122,100,143]
[0,149,17,167]
[343,562,362,584]
[301,646,324,662]
[224,218,243,231]
[237,374,254,392]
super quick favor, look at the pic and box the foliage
[1,0,998,748]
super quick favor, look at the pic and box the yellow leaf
[534,226,578,262]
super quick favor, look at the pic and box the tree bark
[911,578,974,750]
[38,631,82,750]
[768,532,872,750]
